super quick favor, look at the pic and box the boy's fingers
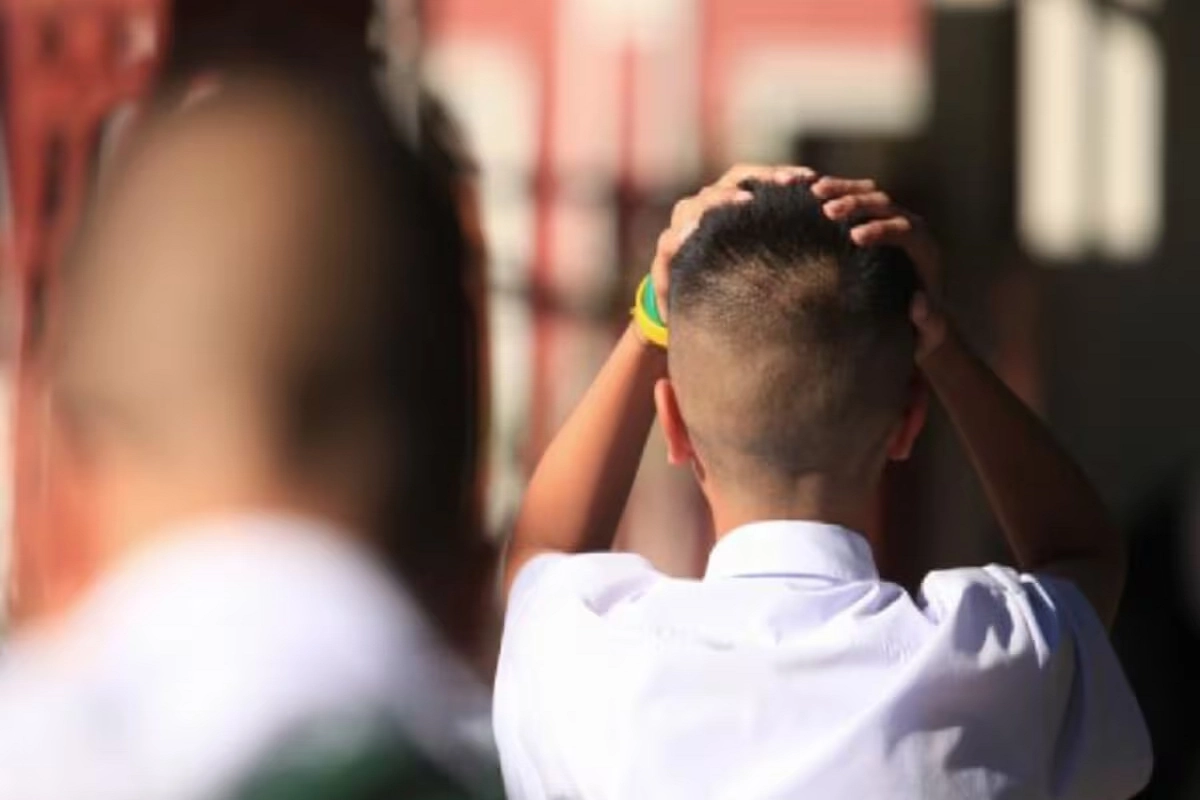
[698,186,754,207]
[811,176,877,200]
[850,217,914,247]
[669,197,694,228]
[654,228,676,261]
[823,191,894,221]
[652,229,680,279]
[673,165,815,231]
[717,164,816,189]
[649,246,671,323]
[770,166,818,185]
[676,218,701,243]
[670,187,750,227]
[650,218,700,324]
[658,185,746,322]
[716,164,777,188]
[654,220,698,265]
[656,171,803,324]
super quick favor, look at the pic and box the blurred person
[493,166,1151,799]
[166,3,498,672]
[78,0,498,675]
[0,67,500,799]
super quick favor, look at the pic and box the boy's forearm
[921,328,1125,625]
[504,324,665,591]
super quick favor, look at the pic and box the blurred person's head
[51,66,486,649]
[155,0,488,518]
[155,9,494,657]
[656,180,926,534]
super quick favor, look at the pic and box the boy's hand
[815,176,948,362]
[650,165,815,323]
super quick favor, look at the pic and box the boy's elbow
[1032,519,1128,629]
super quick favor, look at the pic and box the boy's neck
[708,473,878,541]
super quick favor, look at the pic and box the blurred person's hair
[102,0,492,648]
[413,88,488,540]
[58,64,487,652]
[161,0,378,85]
[669,180,919,489]
[416,88,478,186]
[158,0,493,649]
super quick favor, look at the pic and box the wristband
[631,274,668,348]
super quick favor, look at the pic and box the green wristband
[642,275,665,327]
[632,275,668,348]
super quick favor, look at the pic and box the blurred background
[2,0,1199,796]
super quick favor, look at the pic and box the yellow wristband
[631,275,668,348]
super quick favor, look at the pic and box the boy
[494,166,1151,799]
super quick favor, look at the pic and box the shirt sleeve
[506,553,571,618]
[505,551,660,625]
[919,565,1153,800]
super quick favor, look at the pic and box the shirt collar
[704,520,879,582]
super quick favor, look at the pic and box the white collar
[704,520,878,582]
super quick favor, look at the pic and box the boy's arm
[819,178,1125,627]
[502,326,664,596]
[917,317,1126,627]
[503,166,810,598]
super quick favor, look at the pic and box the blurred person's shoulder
[0,514,498,799]
[234,714,504,800]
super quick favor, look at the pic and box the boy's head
[658,180,925,506]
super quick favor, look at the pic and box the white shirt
[0,514,497,800]
[494,521,1152,800]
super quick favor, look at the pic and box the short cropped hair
[668,180,919,484]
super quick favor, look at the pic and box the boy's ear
[655,379,694,466]
[887,374,928,462]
